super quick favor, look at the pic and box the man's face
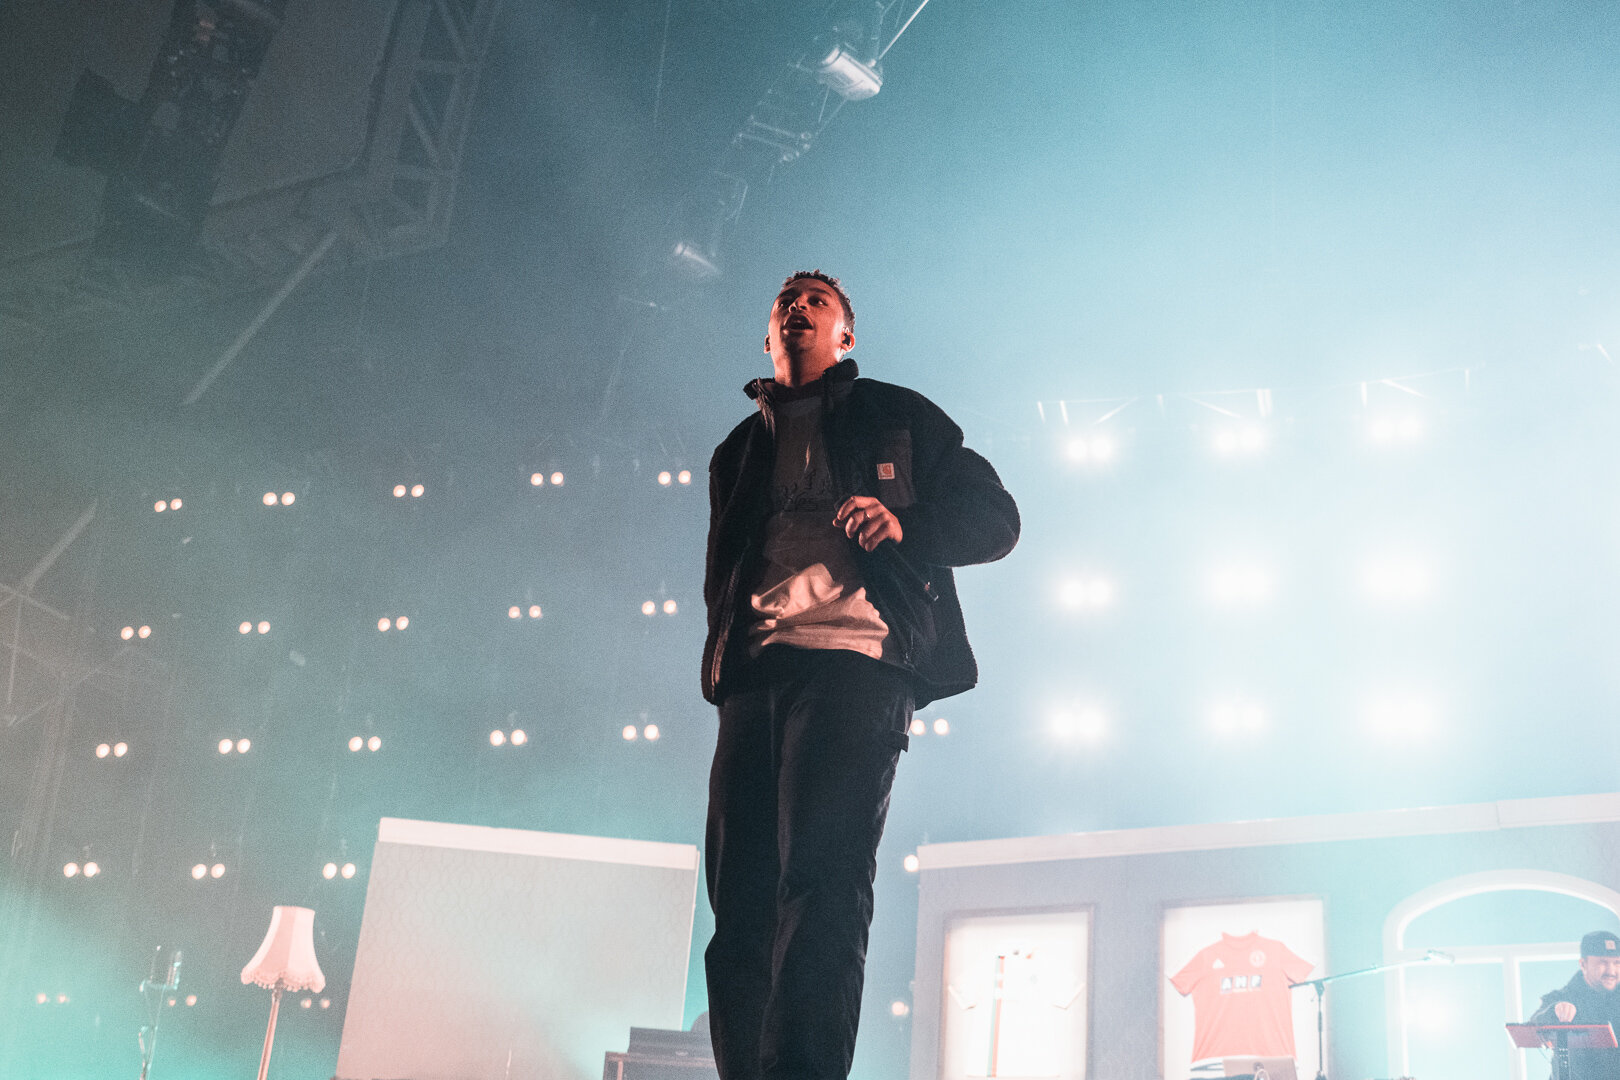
[1581,954,1620,991]
[766,279,851,373]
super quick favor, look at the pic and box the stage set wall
[908,793,1620,1080]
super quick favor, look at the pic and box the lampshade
[241,905,325,992]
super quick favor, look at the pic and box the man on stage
[1529,930,1620,1078]
[701,270,1019,1080]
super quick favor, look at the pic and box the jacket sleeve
[1528,988,1568,1026]
[890,393,1020,568]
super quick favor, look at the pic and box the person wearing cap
[1528,930,1620,1077]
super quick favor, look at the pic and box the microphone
[165,949,183,990]
[1424,949,1454,964]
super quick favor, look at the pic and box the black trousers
[704,646,913,1080]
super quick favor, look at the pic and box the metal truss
[0,0,503,337]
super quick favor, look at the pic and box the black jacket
[1529,972,1620,1078]
[701,357,1019,707]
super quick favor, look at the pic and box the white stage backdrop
[335,818,699,1080]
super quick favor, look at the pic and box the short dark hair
[781,270,855,333]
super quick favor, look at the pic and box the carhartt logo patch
[877,462,895,480]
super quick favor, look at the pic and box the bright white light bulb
[218,739,233,754]
[933,718,950,735]
[348,736,363,752]
[63,863,79,878]
[909,718,926,736]
[530,472,544,486]
[239,621,252,634]
[169,499,181,510]
[550,472,564,486]
[508,605,521,619]
[510,729,527,746]
[341,863,356,879]
[395,616,408,629]
[95,743,110,759]
[367,735,381,752]
[83,862,99,877]
[137,625,151,639]
[903,854,920,873]
[658,471,672,486]
[393,484,406,497]
[410,484,424,498]
[622,725,638,741]
[236,738,251,754]
[663,599,677,615]
[113,742,128,757]
[644,724,660,741]
[490,730,506,747]
[191,864,207,880]
[527,604,541,619]
[891,999,911,1016]
[280,492,295,506]
[210,863,225,878]
[678,470,692,485]
[378,618,391,632]
[121,626,134,640]
[641,601,656,616]
[257,621,270,634]
[154,500,167,513]
[263,492,277,506]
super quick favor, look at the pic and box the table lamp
[241,905,325,1080]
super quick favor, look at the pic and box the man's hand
[834,496,902,552]
[1555,1001,1577,1023]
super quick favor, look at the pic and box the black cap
[1581,931,1620,958]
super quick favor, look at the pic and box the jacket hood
[744,356,860,402]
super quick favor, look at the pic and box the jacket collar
[745,356,859,405]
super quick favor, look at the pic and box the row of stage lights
[150,467,704,518]
[1061,414,1429,468]
[1057,557,1433,612]
[1045,695,1442,745]
[65,860,363,884]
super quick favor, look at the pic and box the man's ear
[764,336,770,354]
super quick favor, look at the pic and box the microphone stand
[1290,951,1450,1080]
[137,947,181,1080]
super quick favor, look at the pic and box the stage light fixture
[96,743,110,758]
[322,863,337,880]
[393,484,406,497]
[170,498,181,510]
[396,616,408,629]
[641,601,656,616]
[411,484,424,498]
[378,618,391,632]
[1209,565,1274,607]
[63,863,79,878]
[114,742,128,757]
[815,42,882,100]
[186,995,197,1006]
[678,470,692,485]
[890,999,911,1017]
[908,718,926,736]
[510,729,527,745]
[320,998,330,1009]
[1212,426,1267,457]
[239,621,252,634]
[280,492,295,506]
[154,500,166,512]
[191,864,207,880]
[121,626,134,640]
[83,862,99,877]
[1057,576,1114,611]
[644,724,660,741]
[489,730,506,747]
[341,863,356,879]
[367,736,381,752]
[257,621,270,634]
[550,472,564,486]
[218,739,234,754]
[622,725,638,741]
[663,599,678,615]
[508,606,521,619]
[348,736,362,752]
[530,472,544,486]
[210,863,225,878]
[1052,706,1108,744]
[301,998,312,1009]
[903,855,920,873]
[138,625,151,639]
[262,492,277,506]
[658,471,672,486]
[1211,701,1266,735]
[527,604,541,619]
[236,738,251,754]
[932,718,950,735]
[35,993,47,1005]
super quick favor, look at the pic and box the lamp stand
[255,985,283,1080]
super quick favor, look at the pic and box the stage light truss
[0,0,503,335]
[663,0,919,279]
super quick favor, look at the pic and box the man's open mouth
[784,316,812,330]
